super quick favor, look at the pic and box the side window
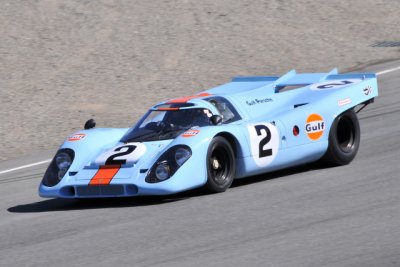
[139,111,166,128]
[206,97,241,123]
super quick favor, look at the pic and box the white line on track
[1,65,400,175]
[376,66,400,76]
[0,159,51,175]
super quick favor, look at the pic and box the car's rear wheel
[205,136,236,193]
[319,109,360,166]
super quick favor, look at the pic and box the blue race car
[39,68,378,198]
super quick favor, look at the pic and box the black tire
[319,109,360,166]
[205,136,236,193]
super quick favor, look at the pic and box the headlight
[155,162,170,180]
[41,149,75,187]
[146,145,192,183]
[55,152,72,180]
[175,148,191,166]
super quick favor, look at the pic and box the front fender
[59,128,129,173]
[162,125,248,188]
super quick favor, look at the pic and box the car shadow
[8,164,319,213]
[7,189,206,213]
[230,164,315,188]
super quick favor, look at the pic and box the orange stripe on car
[89,165,121,185]
[167,93,211,103]
[156,107,180,111]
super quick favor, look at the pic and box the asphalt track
[1,61,400,267]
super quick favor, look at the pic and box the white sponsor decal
[338,98,351,106]
[68,133,86,141]
[182,129,200,137]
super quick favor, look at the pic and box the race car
[39,68,378,198]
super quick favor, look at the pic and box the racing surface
[0,60,399,266]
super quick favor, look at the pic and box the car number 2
[105,145,137,165]
[95,143,147,166]
[247,123,279,167]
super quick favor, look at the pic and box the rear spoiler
[325,73,376,80]
[232,68,376,86]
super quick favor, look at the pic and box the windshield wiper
[223,118,236,124]
[124,129,184,143]
[124,131,163,143]
[159,129,185,138]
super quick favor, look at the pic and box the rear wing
[232,68,376,88]
[207,68,377,99]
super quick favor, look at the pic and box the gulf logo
[68,133,86,141]
[305,114,325,141]
[182,129,200,138]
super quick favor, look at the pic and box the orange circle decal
[305,114,325,140]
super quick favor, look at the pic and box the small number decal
[106,145,137,165]
[316,80,353,89]
[254,125,272,158]
[310,79,362,90]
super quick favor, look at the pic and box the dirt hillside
[1,0,399,160]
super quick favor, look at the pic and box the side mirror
[84,119,96,130]
[210,115,222,125]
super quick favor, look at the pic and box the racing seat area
[163,109,211,128]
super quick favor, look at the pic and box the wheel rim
[209,145,231,185]
[336,116,355,153]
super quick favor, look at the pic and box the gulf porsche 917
[39,68,378,198]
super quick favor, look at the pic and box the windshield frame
[120,107,213,143]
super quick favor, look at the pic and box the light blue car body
[39,68,378,198]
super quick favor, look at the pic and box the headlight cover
[146,145,192,183]
[42,148,75,187]
[55,152,72,179]
[175,147,191,166]
[155,162,170,181]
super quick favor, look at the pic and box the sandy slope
[1,0,399,160]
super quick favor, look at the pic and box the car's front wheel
[205,136,236,193]
[319,109,360,166]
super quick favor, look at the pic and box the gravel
[1,0,399,161]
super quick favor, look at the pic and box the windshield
[121,108,213,142]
